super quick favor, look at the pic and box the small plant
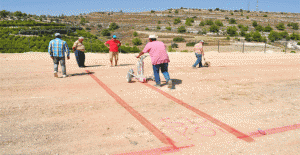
[241,13,243,16]
[276,23,285,30]
[151,10,155,13]
[174,17,181,24]
[225,16,229,20]
[132,27,134,29]
[145,27,149,30]
[101,29,111,36]
[226,36,230,40]
[199,21,205,26]
[171,43,178,48]
[298,42,300,45]
[158,21,161,24]
[186,42,196,46]
[291,51,296,53]
[132,38,142,46]
[166,27,172,31]
[252,21,258,27]
[181,50,189,52]
[173,37,185,42]
[168,46,176,52]
[177,26,186,33]
[229,18,237,24]
[231,12,234,15]
[246,16,249,19]
[133,31,138,37]
[157,26,161,30]
[175,10,178,14]
[125,43,129,46]
[263,15,267,17]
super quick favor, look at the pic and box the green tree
[205,20,214,25]
[215,20,223,26]
[268,31,279,42]
[229,18,237,24]
[239,30,246,36]
[252,21,258,27]
[101,29,111,36]
[292,23,299,30]
[173,37,185,42]
[252,31,262,42]
[255,25,264,32]
[290,33,300,40]
[132,38,142,46]
[199,21,205,26]
[109,22,119,30]
[166,27,171,31]
[264,25,273,32]
[174,18,181,24]
[209,25,219,33]
[158,21,161,24]
[157,26,161,30]
[177,26,186,33]
[0,10,10,18]
[227,26,238,36]
[276,23,285,30]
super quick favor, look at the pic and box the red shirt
[105,39,121,52]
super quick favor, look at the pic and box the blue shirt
[48,38,70,57]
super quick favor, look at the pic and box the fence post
[90,39,92,53]
[242,39,245,53]
[218,40,220,53]
[285,40,287,54]
[264,41,267,53]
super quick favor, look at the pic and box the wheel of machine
[126,69,134,82]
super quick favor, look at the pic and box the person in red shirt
[104,35,121,67]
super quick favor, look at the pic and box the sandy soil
[1,51,300,154]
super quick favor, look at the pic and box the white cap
[79,36,84,40]
[55,33,61,36]
[149,34,158,39]
[200,40,204,43]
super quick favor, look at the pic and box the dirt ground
[1,51,300,155]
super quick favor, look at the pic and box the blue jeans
[193,53,202,67]
[75,50,85,67]
[152,63,170,85]
[53,57,66,75]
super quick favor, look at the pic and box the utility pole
[248,2,250,11]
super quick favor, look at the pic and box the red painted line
[85,70,176,147]
[114,145,194,155]
[143,83,255,143]
[249,123,300,138]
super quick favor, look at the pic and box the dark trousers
[193,53,203,67]
[75,50,85,67]
[152,63,170,85]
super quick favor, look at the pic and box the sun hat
[149,34,158,39]
[113,35,117,38]
[199,40,204,43]
[79,36,84,40]
[55,33,61,37]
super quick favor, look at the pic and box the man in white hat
[192,40,205,68]
[136,34,172,88]
[48,33,70,78]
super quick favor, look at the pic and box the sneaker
[62,75,67,78]
[54,71,58,78]
[167,80,173,89]
[154,84,161,87]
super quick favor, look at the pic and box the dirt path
[1,52,300,154]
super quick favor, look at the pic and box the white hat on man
[149,34,158,39]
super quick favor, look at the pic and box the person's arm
[136,51,144,58]
[201,47,204,56]
[104,41,110,48]
[72,41,77,52]
[65,42,70,59]
[48,41,53,59]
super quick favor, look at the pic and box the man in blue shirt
[48,33,70,78]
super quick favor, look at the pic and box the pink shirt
[142,41,170,65]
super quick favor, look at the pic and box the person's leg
[198,54,203,68]
[160,63,170,82]
[75,50,80,67]
[82,52,85,67]
[115,52,119,66]
[109,52,113,66]
[59,57,66,75]
[193,53,201,67]
[152,64,161,85]
[53,57,59,77]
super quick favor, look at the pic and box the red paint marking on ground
[114,145,194,155]
[85,70,176,147]
[143,83,254,143]
[249,124,300,138]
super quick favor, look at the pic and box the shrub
[227,26,238,36]
[239,30,246,36]
[291,51,296,53]
[181,50,189,52]
[173,37,185,42]
[268,31,280,42]
[205,20,214,25]
[297,42,300,45]
[132,38,142,46]
[199,21,205,26]
[263,15,268,17]
[231,12,234,15]
[215,8,220,11]
[186,42,196,46]
[225,16,229,20]
[101,29,110,36]
[264,25,273,32]
[175,10,178,14]
[166,27,171,31]
[242,26,249,31]
[246,16,249,19]
[158,21,161,24]
[109,22,119,30]
[209,25,219,33]
[245,33,252,42]
[171,43,178,48]
[252,21,258,27]
[151,10,155,13]
[177,26,186,33]
[174,18,181,24]
[238,24,244,29]
[226,36,230,40]
[255,25,264,32]
[133,31,138,37]
[252,31,262,42]
[276,23,285,30]
[215,20,223,26]
[168,46,175,52]
[292,23,299,30]
[157,26,161,30]
[229,18,237,24]
[145,27,149,30]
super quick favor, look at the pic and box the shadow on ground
[118,64,135,66]
[84,65,103,67]
[161,79,182,89]
[69,72,95,77]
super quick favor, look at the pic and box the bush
[133,31,138,37]
[145,27,149,30]
[151,10,155,13]
[264,25,273,32]
[292,23,299,30]
[177,26,186,33]
[263,15,268,17]
[276,23,285,30]
[185,18,194,26]
[239,30,246,36]
[181,50,189,52]
[255,25,264,32]
[166,27,171,31]
[157,26,161,30]
[291,51,296,53]
[238,24,244,29]
[171,43,178,48]
[101,29,111,36]
[199,21,205,26]
[252,21,258,27]
[168,46,175,52]
[245,33,252,42]
[226,36,230,40]
[231,13,234,15]
[175,10,178,14]
[109,22,119,30]
[173,37,185,42]
[205,20,214,25]
[297,42,300,45]
[174,18,181,24]
[246,16,249,19]
[186,42,196,46]
[291,33,300,40]
[215,20,223,26]
[225,16,229,20]
[229,18,237,24]
[209,25,219,33]
[158,21,161,24]
[268,31,280,42]
[252,31,262,42]
[119,45,140,53]
[227,26,238,36]
[132,38,142,46]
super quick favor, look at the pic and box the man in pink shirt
[136,35,172,88]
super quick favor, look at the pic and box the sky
[0,0,299,16]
